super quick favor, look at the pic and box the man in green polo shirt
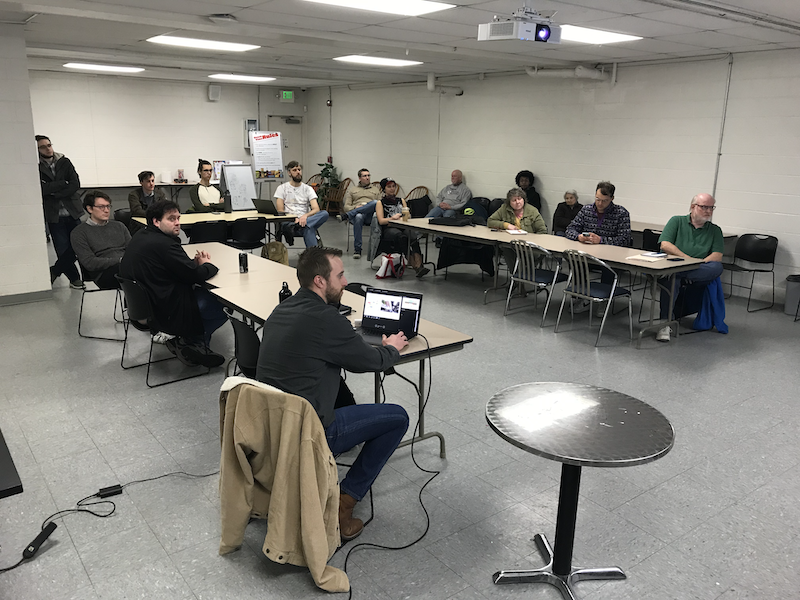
[656,193,724,342]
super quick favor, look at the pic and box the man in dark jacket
[256,246,409,541]
[37,135,84,289]
[119,200,226,367]
[127,170,167,234]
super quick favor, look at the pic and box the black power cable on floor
[0,469,219,575]
[342,334,440,599]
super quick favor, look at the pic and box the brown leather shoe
[339,492,364,541]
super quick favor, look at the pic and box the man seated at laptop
[70,190,131,289]
[256,246,409,541]
[274,160,328,247]
[119,200,227,368]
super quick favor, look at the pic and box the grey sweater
[70,219,131,274]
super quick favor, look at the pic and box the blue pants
[346,201,376,252]
[49,215,81,282]
[325,403,409,501]
[426,206,456,219]
[194,287,227,346]
[659,261,723,319]
[301,211,329,247]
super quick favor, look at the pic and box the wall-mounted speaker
[208,85,221,102]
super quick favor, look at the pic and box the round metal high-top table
[485,382,674,600]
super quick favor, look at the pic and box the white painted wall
[306,49,800,304]
[0,25,51,301]
[29,72,258,186]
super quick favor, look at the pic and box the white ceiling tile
[585,15,701,38]
[658,30,772,49]
[558,0,667,16]
[642,8,748,31]
[719,26,800,44]
[343,25,465,44]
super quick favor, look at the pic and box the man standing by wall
[342,168,381,259]
[37,135,84,289]
[426,170,472,218]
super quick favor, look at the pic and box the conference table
[394,218,705,345]
[188,243,473,458]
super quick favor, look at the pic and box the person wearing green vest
[656,193,724,341]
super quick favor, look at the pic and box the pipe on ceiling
[427,73,463,96]
[525,66,609,80]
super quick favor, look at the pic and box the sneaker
[656,325,672,343]
[50,267,58,284]
[572,299,590,314]
[179,343,225,368]
[415,266,430,278]
[130,319,151,333]
[69,279,85,290]
[353,251,361,259]
[152,332,175,345]
[165,338,179,356]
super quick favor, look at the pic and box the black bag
[428,216,474,227]
[407,194,432,218]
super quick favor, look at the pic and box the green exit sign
[280,90,294,103]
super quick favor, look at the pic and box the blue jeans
[194,287,227,346]
[426,206,456,219]
[301,211,329,247]
[346,201,376,252]
[659,261,723,319]
[325,403,409,501]
[49,215,81,282]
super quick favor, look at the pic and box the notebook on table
[252,198,286,216]
[356,287,423,346]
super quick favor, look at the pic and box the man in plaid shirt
[565,181,631,247]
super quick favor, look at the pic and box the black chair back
[114,208,132,228]
[190,221,229,243]
[230,217,267,249]
[228,316,260,379]
[735,234,778,265]
[116,276,153,325]
[488,198,504,216]
[642,228,662,252]
[345,282,369,297]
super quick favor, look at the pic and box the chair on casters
[116,275,210,388]
[189,220,229,243]
[555,249,633,347]
[228,217,267,252]
[226,315,261,378]
[77,264,124,342]
[504,241,567,327]
[722,234,778,312]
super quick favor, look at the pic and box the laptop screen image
[361,287,423,339]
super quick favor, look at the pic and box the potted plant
[316,161,341,210]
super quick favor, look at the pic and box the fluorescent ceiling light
[334,55,423,67]
[209,74,276,82]
[560,25,642,44]
[64,63,144,73]
[303,0,454,17]
[147,35,260,52]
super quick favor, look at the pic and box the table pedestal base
[492,533,625,600]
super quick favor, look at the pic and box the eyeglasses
[693,204,716,211]
[93,204,112,210]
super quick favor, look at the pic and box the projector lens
[536,25,551,41]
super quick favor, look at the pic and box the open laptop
[356,287,423,346]
[252,198,286,216]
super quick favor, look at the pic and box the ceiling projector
[477,5,561,44]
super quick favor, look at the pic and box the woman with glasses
[189,159,224,213]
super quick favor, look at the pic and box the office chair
[226,315,260,378]
[189,220,229,244]
[228,217,267,251]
